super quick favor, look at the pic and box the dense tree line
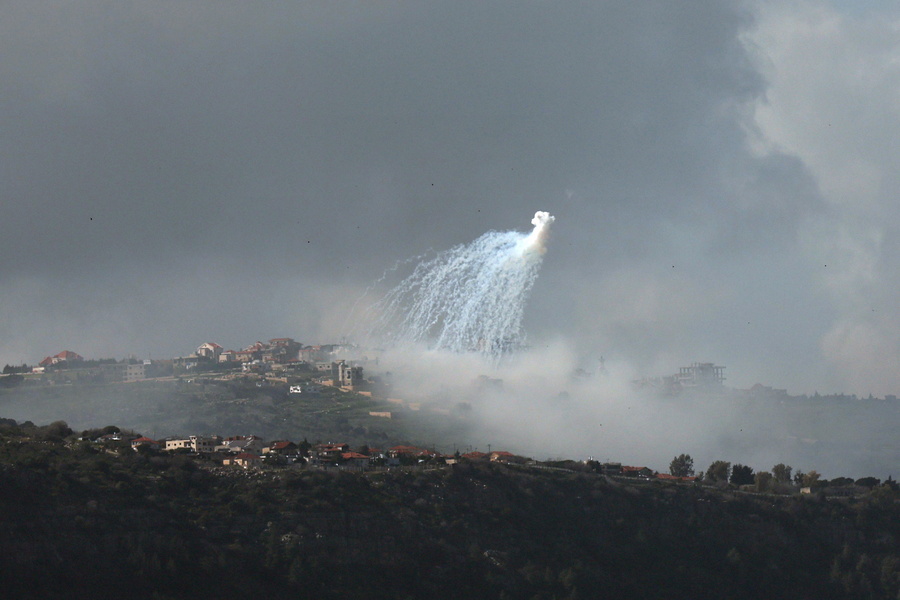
[667,454,892,496]
[1,420,898,599]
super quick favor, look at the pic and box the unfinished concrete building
[676,363,725,389]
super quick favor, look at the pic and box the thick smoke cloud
[1,1,898,397]
[367,343,896,478]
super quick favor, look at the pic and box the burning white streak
[520,210,555,255]
[362,212,555,360]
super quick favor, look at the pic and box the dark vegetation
[0,378,451,451]
[1,419,898,599]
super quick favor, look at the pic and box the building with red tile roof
[130,436,160,451]
[264,441,298,455]
[38,350,84,367]
[621,466,654,478]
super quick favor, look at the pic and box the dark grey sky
[2,1,898,395]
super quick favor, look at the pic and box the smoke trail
[362,211,555,360]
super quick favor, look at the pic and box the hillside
[1,420,898,599]
[0,378,465,451]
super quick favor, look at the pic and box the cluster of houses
[87,429,538,472]
[26,338,369,389]
[87,430,692,484]
[173,339,367,389]
[31,338,356,375]
[181,339,356,369]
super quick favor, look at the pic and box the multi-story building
[331,360,364,389]
[196,342,223,361]
[675,363,725,389]
[101,362,146,382]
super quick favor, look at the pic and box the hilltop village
[19,338,365,387]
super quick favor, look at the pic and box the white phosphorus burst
[365,211,555,359]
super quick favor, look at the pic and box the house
[101,362,146,382]
[461,451,489,461]
[341,452,370,470]
[331,360,364,389]
[233,350,259,363]
[245,341,268,353]
[38,350,84,368]
[131,436,160,451]
[242,361,269,374]
[267,338,301,362]
[601,462,623,476]
[489,451,528,464]
[224,452,261,468]
[299,345,338,363]
[196,342,223,361]
[220,435,266,454]
[298,347,323,363]
[161,435,221,453]
[264,441,298,455]
[675,362,725,389]
[164,438,193,451]
[96,432,134,444]
[261,346,288,363]
[388,445,428,459]
[315,443,350,461]
[621,466,654,479]
[190,435,222,453]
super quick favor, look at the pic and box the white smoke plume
[358,211,555,360]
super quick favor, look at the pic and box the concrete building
[332,360,364,389]
[101,362,146,382]
[165,438,193,451]
[164,435,222,453]
[675,363,725,389]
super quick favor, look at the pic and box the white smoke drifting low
[368,342,896,479]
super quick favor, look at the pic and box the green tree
[829,477,854,487]
[669,454,694,477]
[37,420,73,441]
[754,471,773,492]
[772,463,792,484]
[730,464,754,486]
[297,438,311,457]
[855,477,881,488]
[705,460,731,483]
[801,470,821,488]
